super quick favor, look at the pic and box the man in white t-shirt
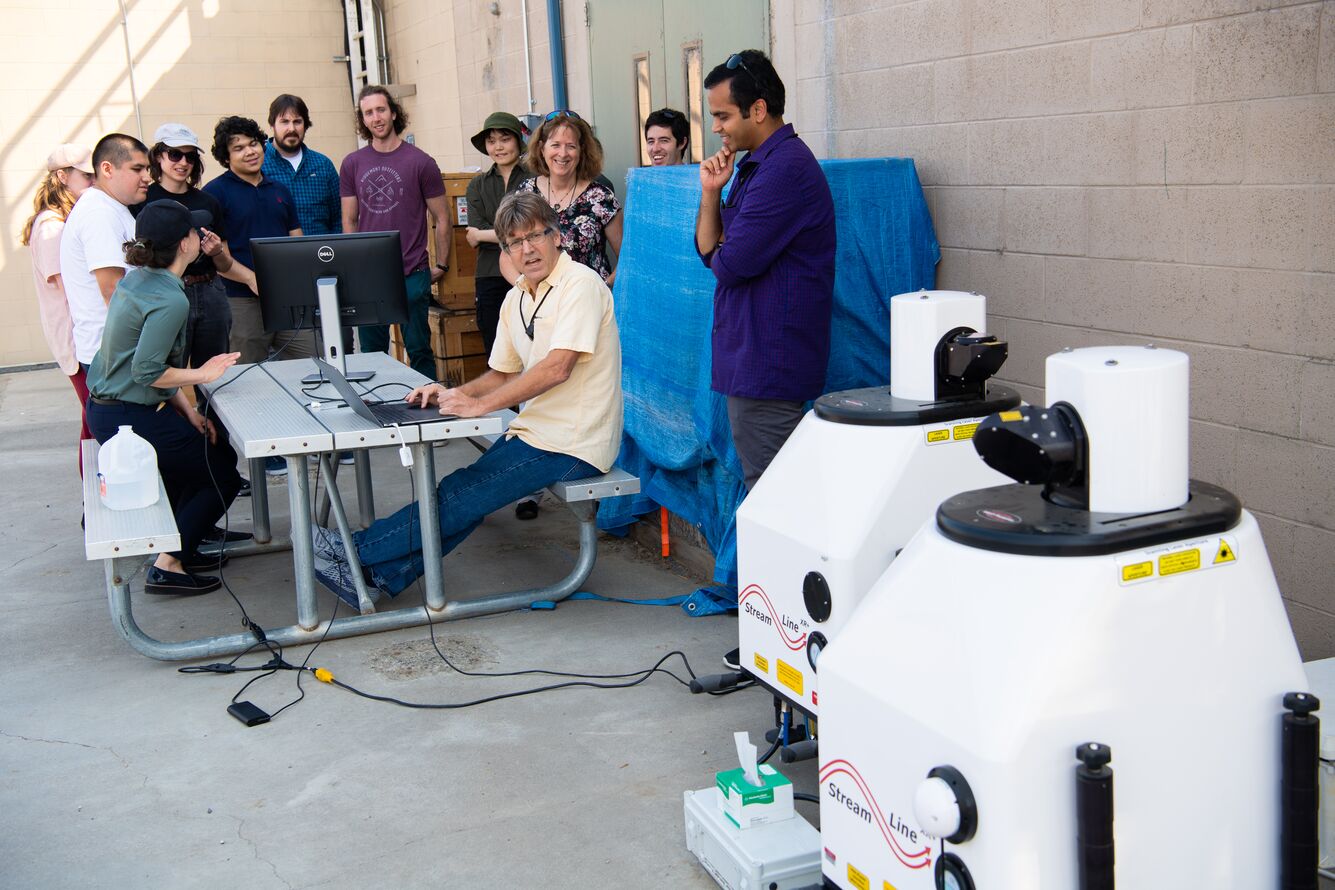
[60,133,151,366]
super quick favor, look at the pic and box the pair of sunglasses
[544,109,582,122]
[726,53,752,76]
[163,147,198,163]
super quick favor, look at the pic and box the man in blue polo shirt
[696,50,836,492]
[203,115,317,366]
[203,115,317,477]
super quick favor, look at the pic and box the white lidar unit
[735,290,1019,717]
[816,345,1310,890]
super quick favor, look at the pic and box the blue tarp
[598,159,939,604]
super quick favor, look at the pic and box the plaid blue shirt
[261,142,342,236]
[699,124,836,401]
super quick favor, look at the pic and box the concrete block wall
[0,0,356,369]
[783,0,1335,656]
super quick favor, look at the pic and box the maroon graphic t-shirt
[339,141,445,275]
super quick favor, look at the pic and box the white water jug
[98,425,159,510]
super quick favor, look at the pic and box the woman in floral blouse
[513,111,622,285]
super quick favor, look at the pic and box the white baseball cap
[46,144,94,173]
[153,123,201,149]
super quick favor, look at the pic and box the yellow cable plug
[314,668,334,683]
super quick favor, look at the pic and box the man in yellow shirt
[313,192,623,601]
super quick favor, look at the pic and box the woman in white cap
[20,144,96,470]
[132,124,242,392]
[86,200,245,595]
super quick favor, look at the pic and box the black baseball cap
[135,199,211,245]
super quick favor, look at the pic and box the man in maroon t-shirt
[339,85,450,379]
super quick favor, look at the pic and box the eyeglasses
[164,147,198,163]
[726,53,752,76]
[544,109,582,122]
[503,226,555,254]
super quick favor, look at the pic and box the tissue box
[716,764,794,830]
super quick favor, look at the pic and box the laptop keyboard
[367,401,456,425]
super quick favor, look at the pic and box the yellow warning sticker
[1117,535,1239,586]
[883,881,900,890]
[753,653,769,675]
[953,422,980,441]
[1121,561,1153,583]
[847,863,869,890]
[925,428,950,444]
[1159,549,1201,576]
[777,659,804,697]
[999,410,1023,422]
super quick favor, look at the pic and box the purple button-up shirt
[700,123,836,401]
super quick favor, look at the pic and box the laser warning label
[777,659,804,697]
[1117,535,1239,586]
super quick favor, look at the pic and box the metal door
[586,0,768,197]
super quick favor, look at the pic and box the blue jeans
[359,267,435,380]
[354,435,597,595]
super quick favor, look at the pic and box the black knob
[1284,691,1321,716]
[803,571,832,623]
[1076,742,1112,771]
[807,631,827,672]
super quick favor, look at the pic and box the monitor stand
[300,276,375,385]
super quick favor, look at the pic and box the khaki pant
[228,295,319,365]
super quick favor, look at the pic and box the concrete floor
[0,367,819,889]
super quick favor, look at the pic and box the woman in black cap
[85,200,245,595]
[464,111,531,355]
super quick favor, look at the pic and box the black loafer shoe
[515,499,539,520]
[203,527,253,545]
[145,567,221,596]
[181,552,230,574]
[237,478,252,498]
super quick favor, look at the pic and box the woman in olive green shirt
[86,200,244,595]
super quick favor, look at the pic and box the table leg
[319,454,376,615]
[249,456,271,544]
[316,454,337,527]
[287,455,318,631]
[355,449,375,528]
[411,441,445,612]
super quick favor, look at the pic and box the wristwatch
[435,262,450,273]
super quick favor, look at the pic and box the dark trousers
[474,275,511,356]
[183,276,232,413]
[86,400,244,559]
[726,396,806,491]
[360,268,435,380]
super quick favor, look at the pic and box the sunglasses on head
[726,53,752,76]
[164,147,197,163]
[544,109,582,122]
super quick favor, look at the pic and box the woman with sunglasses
[21,144,97,469]
[86,200,245,595]
[515,111,623,286]
[132,124,244,386]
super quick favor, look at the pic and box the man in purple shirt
[340,85,450,380]
[696,49,836,492]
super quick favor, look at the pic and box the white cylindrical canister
[890,290,987,402]
[97,425,160,511]
[1046,345,1189,513]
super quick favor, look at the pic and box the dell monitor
[251,231,409,383]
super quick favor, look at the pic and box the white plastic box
[684,788,821,890]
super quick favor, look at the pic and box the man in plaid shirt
[261,94,341,236]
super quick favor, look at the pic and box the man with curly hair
[339,85,450,380]
[202,115,317,477]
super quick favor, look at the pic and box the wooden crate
[429,307,488,387]
[427,173,479,312]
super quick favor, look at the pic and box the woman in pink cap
[20,144,96,469]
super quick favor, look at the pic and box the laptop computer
[314,358,456,427]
